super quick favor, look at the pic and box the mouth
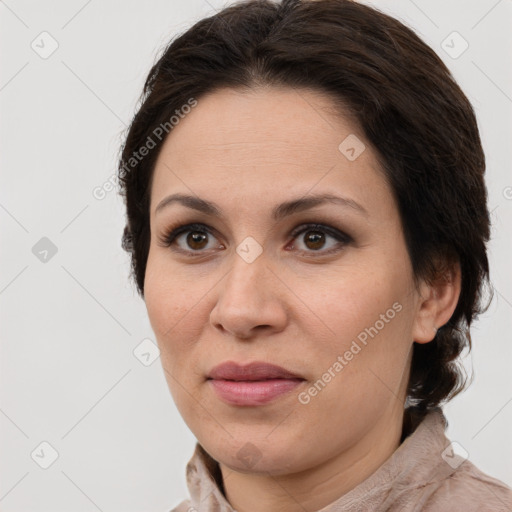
[208,360,304,381]
[207,361,305,406]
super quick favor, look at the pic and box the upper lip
[208,361,304,381]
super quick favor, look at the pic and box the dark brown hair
[117,0,492,418]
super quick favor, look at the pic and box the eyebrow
[154,192,368,220]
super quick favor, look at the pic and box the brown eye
[186,231,209,250]
[291,223,351,255]
[303,230,326,250]
[158,223,220,252]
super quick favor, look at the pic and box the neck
[219,404,405,512]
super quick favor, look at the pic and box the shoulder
[168,498,193,512]
[423,459,512,511]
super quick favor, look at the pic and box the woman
[117,0,512,510]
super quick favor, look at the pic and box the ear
[412,260,461,344]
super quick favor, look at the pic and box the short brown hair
[117,0,492,417]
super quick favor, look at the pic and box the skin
[144,86,461,512]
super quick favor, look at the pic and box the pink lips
[207,361,304,406]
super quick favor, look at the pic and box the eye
[157,223,223,254]
[157,222,352,257]
[288,223,352,256]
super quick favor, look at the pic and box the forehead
[156,86,359,156]
[150,87,391,219]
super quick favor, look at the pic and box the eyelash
[157,222,353,258]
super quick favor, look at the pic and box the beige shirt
[170,408,512,511]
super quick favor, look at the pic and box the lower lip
[209,378,304,406]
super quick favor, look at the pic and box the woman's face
[145,86,429,475]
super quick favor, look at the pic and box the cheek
[144,258,195,358]
[303,268,400,335]
[299,265,414,379]
[143,256,223,399]
[145,250,196,329]
[144,268,203,413]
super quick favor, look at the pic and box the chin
[199,433,310,476]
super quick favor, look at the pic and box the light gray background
[1,0,511,510]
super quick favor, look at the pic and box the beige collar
[184,408,458,511]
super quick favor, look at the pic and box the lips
[208,361,303,381]
[207,361,305,406]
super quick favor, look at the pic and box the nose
[209,250,288,340]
